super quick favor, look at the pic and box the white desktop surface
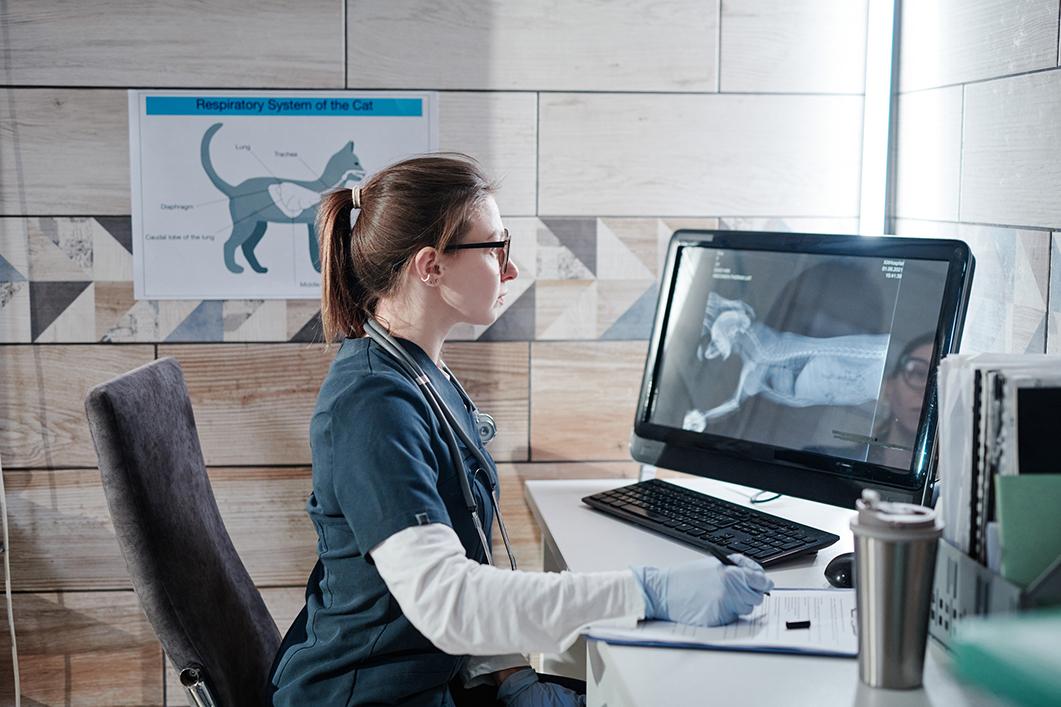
[523,477,1004,707]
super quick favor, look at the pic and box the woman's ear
[411,245,442,285]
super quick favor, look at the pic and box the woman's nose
[502,258,519,282]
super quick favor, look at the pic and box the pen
[706,546,771,596]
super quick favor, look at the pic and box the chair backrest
[85,358,280,706]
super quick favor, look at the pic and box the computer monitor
[631,230,975,507]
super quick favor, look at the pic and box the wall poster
[129,90,438,299]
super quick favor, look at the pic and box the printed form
[587,589,857,658]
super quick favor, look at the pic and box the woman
[269,154,773,706]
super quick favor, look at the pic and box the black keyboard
[582,479,839,567]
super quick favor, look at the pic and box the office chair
[85,358,280,707]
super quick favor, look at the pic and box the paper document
[586,589,857,658]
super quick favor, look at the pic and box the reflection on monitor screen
[649,246,950,471]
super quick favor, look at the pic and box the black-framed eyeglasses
[898,355,931,388]
[444,229,511,273]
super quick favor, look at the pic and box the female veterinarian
[269,155,773,706]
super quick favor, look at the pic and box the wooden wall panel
[211,467,317,587]
[0,0,343,88]
[0,90,129,215]
[0,345,154,468]
[720,0,867,94]
[893,86,963,222]
[347,0,718,92]
[530,341,645,461]
[960,70,1061,228]
[162,342,531,466]
[159,344,332,466]
[4,469,126,591]
[5,467,317,591]
[163,587,306,705]
[898,0,1059,92]
[442,342,531,462]
[494,462,638,572]
[538,93,863,217]
[439,93,538,216]
[0,591,162,706]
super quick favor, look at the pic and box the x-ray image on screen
[649,246,950,470]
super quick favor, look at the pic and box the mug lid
[852,489,941,533]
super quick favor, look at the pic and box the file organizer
[930,539,1061,649]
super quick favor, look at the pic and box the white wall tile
[539,93,863,217]
[0,0,343,87]
[720,0,868,94]
[0,90,129,215]
[439,92,537,215]
[898,0,1059,92]
[961,70,1061,228]
[893,86,963,222]
[347,0,718,92]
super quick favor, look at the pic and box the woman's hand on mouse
[497,668,585,707]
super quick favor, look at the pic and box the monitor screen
[633,230,975,506]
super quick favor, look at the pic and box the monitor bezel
[631,230,975,508]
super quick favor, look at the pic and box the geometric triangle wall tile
[28,226,92,282]
[601,284,658,340]
[508,218,538,280]
[1013,230,1049,310]
[32,282,95,343]
[165,300,223,342]
[30,280,92,341]
[540,218,596,276]
[223,300,264,333]
[536,222,595,280]
[287,301,322,341]
[91,218,134,281]
[224,300,286,342]
[0,218,30,278]
[158,300,203,340]
[94,217,133,255]
[0,253,27,281]
[95,281,159,342]
[599,218,659,277]
[481,282,536,341]
[35,217,94,270]
[596,279,656,337]
[0,281,31,342]
[289,309,324,343]
[595,220,654,280]
[536,280,596,340]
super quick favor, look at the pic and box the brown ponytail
[317,153,496,344]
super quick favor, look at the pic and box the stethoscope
[364,318,518,570]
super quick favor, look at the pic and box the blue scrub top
[270,337,498,706]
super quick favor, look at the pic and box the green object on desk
[996,474,1061,588]
[952,609,1061,706]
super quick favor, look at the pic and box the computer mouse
[824,552,854,588]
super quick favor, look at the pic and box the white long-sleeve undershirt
[371,523,645,656]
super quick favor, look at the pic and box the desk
[524,477,1003,707]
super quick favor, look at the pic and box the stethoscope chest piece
[474,411,497,444]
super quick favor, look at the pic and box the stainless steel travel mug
[851,489,943,689]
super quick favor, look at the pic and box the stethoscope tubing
[363,320,517,570]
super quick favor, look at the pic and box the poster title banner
[146,96,423,117]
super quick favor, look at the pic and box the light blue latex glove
[497,667,586,707]
[631,554,774,626]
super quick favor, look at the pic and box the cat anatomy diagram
[129,91,437,299]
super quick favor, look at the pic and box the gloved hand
[497,667,586,707]
[632,554,774,627]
